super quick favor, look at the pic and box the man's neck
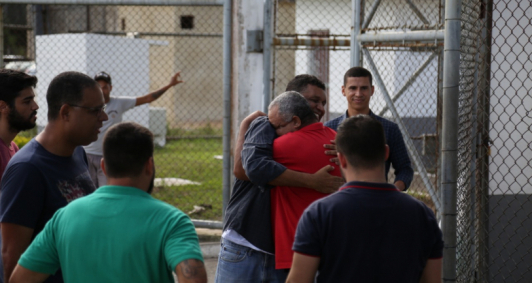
[107,178,149,193]
[35,124,77,156]
[347,108,370,117]
[0,124,19,147]
[343,166,387,185]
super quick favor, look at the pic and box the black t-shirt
[0,139,95,283]
[293,181,443,283]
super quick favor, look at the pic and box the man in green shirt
[9,122,207,283]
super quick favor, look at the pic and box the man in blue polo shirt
[324,67,413,191]
[287,115,443,283]
[9,122,206,283]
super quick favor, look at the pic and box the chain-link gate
[273,0,443,215]
[458,0,532,281]
[2,2,225,221]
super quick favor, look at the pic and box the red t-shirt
[0,141,19,182]
[271,122,341,269]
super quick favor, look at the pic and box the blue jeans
[215,238,288,283]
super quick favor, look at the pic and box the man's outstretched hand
[169,71,184,87]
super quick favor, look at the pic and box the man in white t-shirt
[84,71,183,187]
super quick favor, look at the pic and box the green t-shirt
[19,186,203,283]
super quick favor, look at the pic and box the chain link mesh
[3,3,224,221]
[459,0,532,281]
[274,0,442,213]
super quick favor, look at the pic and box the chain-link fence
[2,3,225,221]
[273,0,443,213]
[458,0,532,281]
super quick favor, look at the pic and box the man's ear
[100,158,107,176]
[293,116,302,128]
[145,157,154,176]
[384,144,390,161]
[0,101,9,114]
[337,152,348,169]
[59,104,71,121]
[341,85,346,97]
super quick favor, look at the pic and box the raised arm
[175,259,207,283]
[135,72,184,106]
[1,223,34,283]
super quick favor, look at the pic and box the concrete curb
[200,242,221,258]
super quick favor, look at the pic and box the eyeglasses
[68,104,106,116]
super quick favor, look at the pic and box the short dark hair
[103,122,154,178]
[94,71,112,85]
[46,71,99,121]
[0,69,38,107]
[336,115,386,169]
[286,74,326,93]
[343,67,373,86]
[269,91,317,126]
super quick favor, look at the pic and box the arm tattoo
[151,89,166,100]
[179,259,205,279]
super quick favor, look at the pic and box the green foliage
[407,190,436,212]
[152,138,223,221]
[13,135,31,148]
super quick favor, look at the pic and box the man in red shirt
[0,69,39,182]
[267,91,342,271]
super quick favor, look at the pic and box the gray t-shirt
[83,96,136,155]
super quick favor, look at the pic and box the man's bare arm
[175,259,207,283]
[1,223,34,283]
[9,264,49,283]
[286,253,320,283]
[419,258,442,283]
[135,72,183,106]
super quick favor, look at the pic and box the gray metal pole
[441,0,461,281]
[357,30,444,43]
[363,48,442,213]
[350,0,361,67]
[361,0,381,30]
[221,0,232,219]
[405,0,429,25]
[262,0,273,112]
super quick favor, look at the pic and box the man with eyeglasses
[84,71,183,187]
[0,72,107,283]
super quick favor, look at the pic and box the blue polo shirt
[293,181,443,282]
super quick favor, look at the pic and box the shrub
[13,135,31,148]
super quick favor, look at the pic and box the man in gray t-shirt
[84,71,183,187]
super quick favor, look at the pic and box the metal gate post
[441,0,462,281]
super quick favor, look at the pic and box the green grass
[166,123,223,137]
[152,138,224,221]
